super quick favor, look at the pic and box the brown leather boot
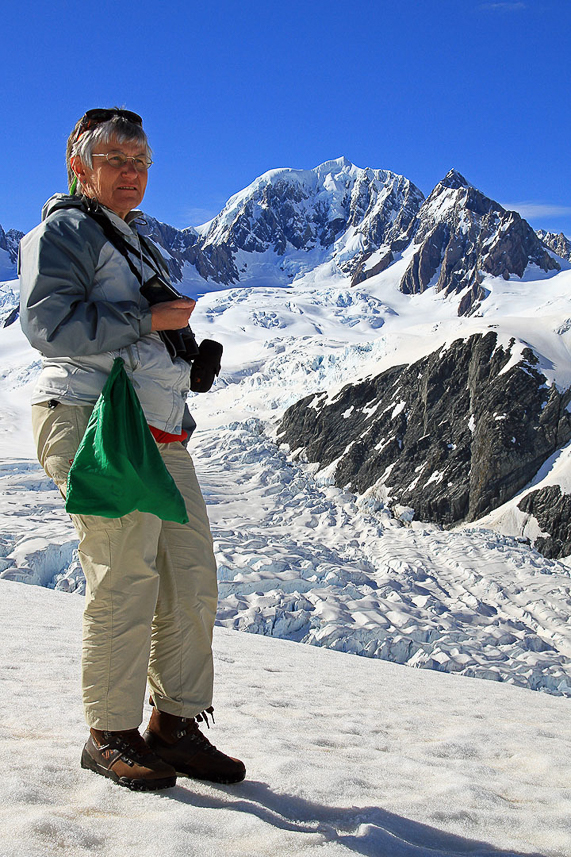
[143,708,246,784]
[81,728,177,791]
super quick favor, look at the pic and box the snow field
[2,260,571,854]
[1,578,570,857]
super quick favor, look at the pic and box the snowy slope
[1,578,570,857]
[1,261,571,699]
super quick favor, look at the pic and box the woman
[19,108,245,791]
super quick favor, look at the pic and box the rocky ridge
[0,223,23,326]
[141,162,562,316]
[139,215,198,284]
[0,224,24,264]
[398,171,560,315]
[537,229,571,262]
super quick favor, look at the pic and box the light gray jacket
[19,194,193,435]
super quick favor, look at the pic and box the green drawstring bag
[65,357,189,523]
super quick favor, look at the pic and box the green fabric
[65,358,189,523]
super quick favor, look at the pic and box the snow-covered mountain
[537,228,571,262]
[0,223,23,283]
[143,160,565,320]
[3,160,566,316]
[186,158,424,286]
[399,169,560,315]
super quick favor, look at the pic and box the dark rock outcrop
[278,332,571,536]
[400,171,560,315]
[518,486,571,559]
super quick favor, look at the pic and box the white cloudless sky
[1,0,570,236]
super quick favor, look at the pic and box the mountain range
[3,157,569,316]
[1,161,571,857]
[141,158,568,317]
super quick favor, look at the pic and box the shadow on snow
[165,778,546,857]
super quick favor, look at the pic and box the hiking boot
[81,727,177,791]
[143,708,246,784]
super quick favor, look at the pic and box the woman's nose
[120,159,139,176]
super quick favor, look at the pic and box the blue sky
[2,0,570,237]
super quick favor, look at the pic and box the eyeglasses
[92,151,153,171]
[79,108,143,132]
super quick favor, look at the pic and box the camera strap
[78,200,222,391]
[81,198,175,291]
[79,199,193,361]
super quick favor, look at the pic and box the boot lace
[102,729,155,765]
[176,708,217,752]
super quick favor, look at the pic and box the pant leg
[147,442,218,718]
[32,403,163,730]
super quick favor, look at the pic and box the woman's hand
[150,298,196,331]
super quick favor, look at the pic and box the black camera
[140,275,222,392]
[139,273,181,305]
[140,274,200,363]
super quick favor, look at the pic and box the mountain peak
[321,155,353,169]
[439,169,471,190]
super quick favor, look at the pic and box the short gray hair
[66,111,152,194]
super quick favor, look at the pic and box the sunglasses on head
[79,108,143,132]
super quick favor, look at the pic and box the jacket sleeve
[19,212,153,358]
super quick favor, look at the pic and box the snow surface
[1,579,570,857]
[1,256,571,854]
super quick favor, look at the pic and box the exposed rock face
[536,229,571,262]
[400,171,560,315]
[0,226,24,326]
[518,486,571,559]
[278,332,571,537]
[139,216,199,284]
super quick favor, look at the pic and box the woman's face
[72,136,149,219]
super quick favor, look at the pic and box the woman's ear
[70,156,86,183]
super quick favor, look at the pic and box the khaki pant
[32,402,218,731]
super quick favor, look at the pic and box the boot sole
[81,747,176,791]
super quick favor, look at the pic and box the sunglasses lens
[120,110,143,125]
[82,108,143,127]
